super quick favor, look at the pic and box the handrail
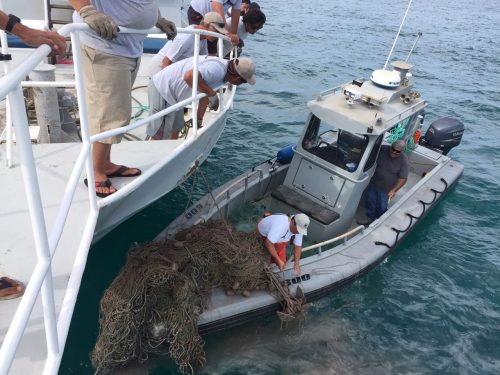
[302,225,365,253]
[0,22,231,375]
[213,169,264,202]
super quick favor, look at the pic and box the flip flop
[83,178,117,198]
[0,277,25,300]
[107,165,142,178]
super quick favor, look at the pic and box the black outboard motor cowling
[419,117,464,155]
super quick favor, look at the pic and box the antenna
[405,32,422,62]
[383,0,414,70]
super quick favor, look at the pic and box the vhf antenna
[405,32,422,62]
[383,0,414,70]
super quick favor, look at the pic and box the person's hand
[208,95,219,111]
[228,33,240,46]
[388,190,396,199]
[294,263,301,276]
[79,5,118,40]
[276,258,285,272]
[17,27,67,57]
[156,17,177,40]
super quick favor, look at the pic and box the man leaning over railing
[150,56,256,140]
[69,0,177,198]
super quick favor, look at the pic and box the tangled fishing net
[92,220,305,374]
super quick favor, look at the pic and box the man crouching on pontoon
[257,213,310,274]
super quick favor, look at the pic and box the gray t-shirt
[372,145,409,192]
[152,55,228,105]
[73,0,158,58]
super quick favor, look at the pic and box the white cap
[234,57,256,85]
[293,213,310,235]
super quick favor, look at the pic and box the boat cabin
[270,62,427,241]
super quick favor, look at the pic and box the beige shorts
[81,45,140,144]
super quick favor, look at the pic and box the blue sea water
[60,0,500,373]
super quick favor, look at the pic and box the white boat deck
[0,138,183,374]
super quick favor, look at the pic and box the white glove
[79,5,118,40]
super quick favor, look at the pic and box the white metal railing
[0,23,231,375]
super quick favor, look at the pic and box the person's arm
[184,70,217,97]
[264,238,285,271]
[161,56,172,68]
[227,8,241,45]
[388,178,407,198]
[0,11,66,56]
[292,245,302,275]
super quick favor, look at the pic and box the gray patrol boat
[157,58,465,334]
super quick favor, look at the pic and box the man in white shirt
[188,0,242,53]
[257,213,310,274]
[223,8,266,57]
[147,12,227,139]
[149,56,256,139]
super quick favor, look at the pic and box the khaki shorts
[146,80,185,139]
[81,45,140,144]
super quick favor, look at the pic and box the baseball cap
[293,213,310,235]
[234,57,256,85]
[392,139,405,151]
[203,12,227,34]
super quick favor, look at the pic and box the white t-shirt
[152,55,228,105]
[190,0,242,16]
[258,215,303,246]
[148,26,209,77]
[222,16,248,56]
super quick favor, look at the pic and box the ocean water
[60,0,500,374]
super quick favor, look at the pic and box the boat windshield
[302,115,368,172]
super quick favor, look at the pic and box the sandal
[0,277,25,300]
[107,165,142,178]
[83,178,117,198]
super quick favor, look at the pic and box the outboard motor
[419,117,464,155]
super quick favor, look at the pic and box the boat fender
[276,144,296,164]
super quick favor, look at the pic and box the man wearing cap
[257,213,310,274]
[150,56,256,139]
[363,139,409,222]
[188,0,242,54]
[147,12,228,139]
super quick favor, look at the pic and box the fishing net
[92,219,305,374]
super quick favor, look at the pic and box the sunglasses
[391,147,402,154]
[250,24,263,30]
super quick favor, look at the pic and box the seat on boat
[271,185,340,225]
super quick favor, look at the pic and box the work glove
[79,5,118,40]
[208,95,219,111]
[156,17,177,40]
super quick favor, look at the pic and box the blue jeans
[365,184,388,220]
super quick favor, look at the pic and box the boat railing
[0,23,230,375]
[213,169,265,204]
[295,225,365,259]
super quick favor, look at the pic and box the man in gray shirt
[70,0,176,197]
[364,139,409,222]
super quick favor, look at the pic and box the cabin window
[363,134,383,172]
[302,115,368,172]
